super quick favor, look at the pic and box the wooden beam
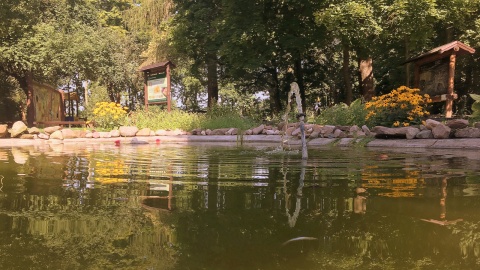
[446,53,457,118]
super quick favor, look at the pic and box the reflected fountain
[282,82,308,159]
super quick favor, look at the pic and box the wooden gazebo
[406,41,475,118]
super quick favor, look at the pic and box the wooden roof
[139,61,175,72]
[405,41,475,64]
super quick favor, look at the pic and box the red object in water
[156,139,161,144]
[115,140,121,146]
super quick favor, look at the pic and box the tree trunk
[343,44,353,105]
[405,36,411,87]
[16,71,35,125]
[359,58,375,101]
[206,52,218,108]
[294,58,306,112]
[268,67,282,115]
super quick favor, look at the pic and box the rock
[0,124,8,138]
[50,130,64,140]
[205,129,212,135]
[419,125,428,131]
[372,126,419,139]
[432,124,451,139]
[61,129,77,139]
[110,129,120,137]
[131,137,148,144]
[474,122,480,129]
[28,127,41,134]
[285,127,295,136]
[244,129,253,135]
[150,131,156,136]
[73,130,87,138]
[291,128,301,136]
[309,130,320,138]
[98,132,111,138]
[321,125,336,136]
[361,125,371,136]
[44,126,62,134]
[252,124,265,135]
[201,130,207,135]
[85,132,94,138]
[119,126,139,137]
[191,128,202,135]
[415,130,434,139]
[9,121,28,138]
[226,128,238,135]
[335,125,350,132]
[211,128,230,135]
[277,121,287,131]
[265,129,276,135]
[446,119,469,130]
[333,129,346,138]
[425,119,441,130]
[38,133,50,140]
[454,127,480,138]
[405,127,420,140]
[92,132,101,138]
[20,134,35,139]
[136,128,151,136]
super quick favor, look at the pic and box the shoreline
[2,135,480,150]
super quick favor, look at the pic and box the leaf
[470,94,480,102]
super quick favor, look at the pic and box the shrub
[91,102,128,130]
[365,86,431,127]
[469,94,480,122]
[124,106,202,131]
[315,99,367,126]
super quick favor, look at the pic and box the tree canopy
[1,0,480,123]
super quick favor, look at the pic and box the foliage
[315,99,367,126]
[202,103,257,130]
[124,106,202,131]
[91,101,128,130]
[365,86,431,127]
[469,94,480,121]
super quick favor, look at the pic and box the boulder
[0,124,8,138]
[454,127,480,138]
[85,132,94,138]
[425,119,441,130]
[201,130,207,135]
[9,121,28,138]
[244,129,253,135]
[50,130,64,140]
[211,128,229,135]
[28,127,41,134]
[205,129,212,135]
[191,128,202,135]
[309,130,320,138]
[119,126,139,137]
[150,130,156,136]
[110,129,120,137]
[226,128,238,135]
[92,132,101,138]
[61,129,77,139]
[38,133,50,140]
[265,129,276,135]
[446,119,469,130]
[321,125,336,137]
[277,121,287,131]
[474,122,480,129]
[73,130,87,138]
[333,129,346,138]
[44,126,62,134]
[252,124,265,135]
[99,132,111,138]
[361,125,371,136]
[415,130,434,139]
[432,124,451,139]
[20,134,35,139]
[136,128,151,136]
[285,127,295,136]
[291,128,301,136]
[371,126,419,139]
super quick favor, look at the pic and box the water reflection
[0,144,480,269]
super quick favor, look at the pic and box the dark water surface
[1,143,480,269]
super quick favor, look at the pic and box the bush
[315,99,367,126]
[365,86,431,127]
[469,94,480,122]
[124,106,202,131]
[91,102,128,130]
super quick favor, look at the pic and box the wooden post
[167,63,171,112]
[26,72,35,126]
[413,63,420,88]
[144,71,148,110]
[446,52,456,118]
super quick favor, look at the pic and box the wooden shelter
[406,41,475,118]
[140,61,175,112]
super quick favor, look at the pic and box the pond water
[1,142,480,269]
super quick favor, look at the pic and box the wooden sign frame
[140,61,175,111]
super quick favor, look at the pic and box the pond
[1,142,480,269]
